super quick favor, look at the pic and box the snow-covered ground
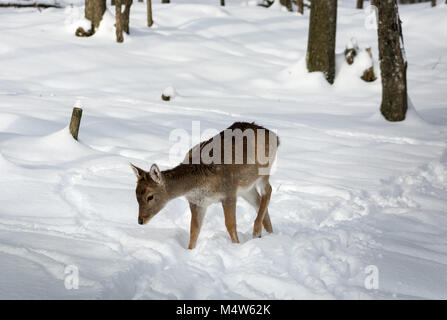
[1,0,447,299]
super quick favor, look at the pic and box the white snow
[0,0,447,299]
[346,37,359,50]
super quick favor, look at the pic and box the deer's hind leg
[222,197,240,244]
[241,187,273,234]
[252,177,272,238]
[188,202,207,250]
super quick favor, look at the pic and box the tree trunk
[297,0,304,14]
[162,0,169,3]
[122,0,132,34]
[147,0,153,27]
[431,0,436,6]
[116,0,124,43]
[85,0,106,29]
[221,0,225,6]
[306,0,338,84]
[377,0,408,121]
[357,0,363,9]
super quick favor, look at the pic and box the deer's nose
[138,217,143,225]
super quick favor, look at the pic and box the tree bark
[85,0,106,29]
[377,0,408,121]
[357,0,363,9]
[122,0,132,34]
[280,0,293,11]
[116,0,124,43]
[69,108,83,141]
[147,0,153,27]
[306,0,338,84]
[297,0,304,14]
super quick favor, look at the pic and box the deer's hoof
[252,231,262,239]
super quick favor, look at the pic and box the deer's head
[130,163,169,225]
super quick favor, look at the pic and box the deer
[130,122,279,249]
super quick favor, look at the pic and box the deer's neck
[163,164,205,200]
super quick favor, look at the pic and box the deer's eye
[147,195,154,202]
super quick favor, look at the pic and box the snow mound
[1,1,447,300]
[95,9,124,41]
[279,57,332,91]
[335,50,375,82]
[1,127,95,164]
[367,96,433,127]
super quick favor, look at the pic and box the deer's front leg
[222,197,240,244]
[188,202,207,250]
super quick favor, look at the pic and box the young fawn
[130,122,279,249]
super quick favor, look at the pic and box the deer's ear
[149,164,163,185]
[130,163,146,180]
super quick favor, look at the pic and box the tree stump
[361,48,377,82]
[69,108,83,141]
[344,39,359,65]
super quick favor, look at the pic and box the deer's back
[181,122,278,202]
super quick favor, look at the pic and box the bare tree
[111,0,132,35]
[147,0,153,27]
[122,0,133,34]
[377,0,408,121]
[306,0,338,84]
[116,0,124,43]
[76,0,106,36]
[86,0,106,29]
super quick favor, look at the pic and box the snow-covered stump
[345,38,377,83]
[69,107,83,141]
[361,48,377,82]
[161,86,176,101]
[344,38,359,65]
